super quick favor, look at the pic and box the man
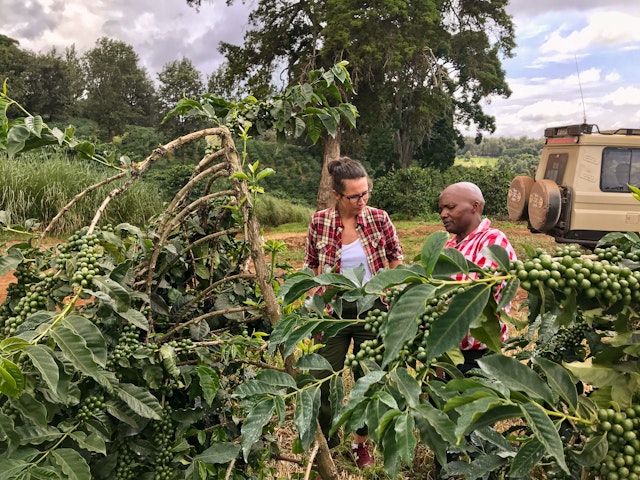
[438,181,517,372]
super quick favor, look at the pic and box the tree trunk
[316,131,341,211]
[394,129,414,169]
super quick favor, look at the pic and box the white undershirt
[340,239,373,284]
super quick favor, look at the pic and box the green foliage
[114,125,165,162]
[246,139,322,206]
[372,167,443,220]
[81,37,159,139]
[372,164,515,218]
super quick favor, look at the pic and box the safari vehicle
[507,123,640,247]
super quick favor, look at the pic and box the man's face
[438,189,477,236]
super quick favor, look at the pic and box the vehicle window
[602,148,633,192]
[544,153,568,183]
[631,150,640,187]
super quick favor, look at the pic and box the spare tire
[507,176,535,221]
[528,179,562,232]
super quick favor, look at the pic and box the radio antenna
[575,54,587,124]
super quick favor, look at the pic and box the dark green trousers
[315,301,382,440]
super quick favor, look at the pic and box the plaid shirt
[304,206,403,276]
[444,218,517,350]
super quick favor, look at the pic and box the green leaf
[329,374,345,422]
[382,284,434,367]
[454,396,504,439]
[24,345,61,401]
[421,231,449,276]
[24,116,43,136]
[241,397,275,460]
[496,276,519,311]
[484,245,511,272]
[573,432,607,467]
[7,124,30,157]
[532,356,578,412]
[255,369,296,388]
[117,308,150,331]
[233,379,282,399]
[394,412,417,466]
[0,337,29,353]
[295,353,332,371]
[277,275,318,306]
[294,385,321,450]
[390,368,421,409]
[70,430,107,455]
[63,315,107,367]
[113,383,162,419]
[14,393,47,427]
[194,365,220,406]
[434,248,471,277]
[520,402,568,473]
[508,437,545,478]
[363,267,423,294]
[425,284,491,363]
[194,442,241,464]
[0,250,22,276]
[51,326,111,389]
[91,277,131,312]
[52,448,91,480]
[477,354,555,405]
[379,411,402,477]
[0,358,23,397]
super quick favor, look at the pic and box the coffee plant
[264,229,640,479]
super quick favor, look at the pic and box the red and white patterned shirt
[304,206,403,275]
[444,218,517,350]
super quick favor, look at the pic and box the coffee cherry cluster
[0,400,21,422]
[56,231,104,289]
[538,322,592,363]
[597,406,640,480]
[153,406,175,479]
[114,444,138,480]
[108,324,141,369]
[0,270,56,336]
[594,245,636,263]
[77,395,106,421]
[348,288,462,368]
[510,245,640,308]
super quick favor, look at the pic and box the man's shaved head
[440,182,485,213]
[438,182,486,240]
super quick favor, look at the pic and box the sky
[2,0,640,139]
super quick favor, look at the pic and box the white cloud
[541,11,640,56]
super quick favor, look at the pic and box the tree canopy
[210,0,515,168]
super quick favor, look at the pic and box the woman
[304,156,403,469]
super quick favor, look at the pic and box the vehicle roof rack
[600,128,640,136]
[544,124,595,137]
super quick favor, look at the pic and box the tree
[82,38,159,139]
[0,34,34,106]
[157,57,207,160]
[209,0,515,169]
[21,47,84,120]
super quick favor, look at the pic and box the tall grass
[0,150,164,235]
[254,195,314,227]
